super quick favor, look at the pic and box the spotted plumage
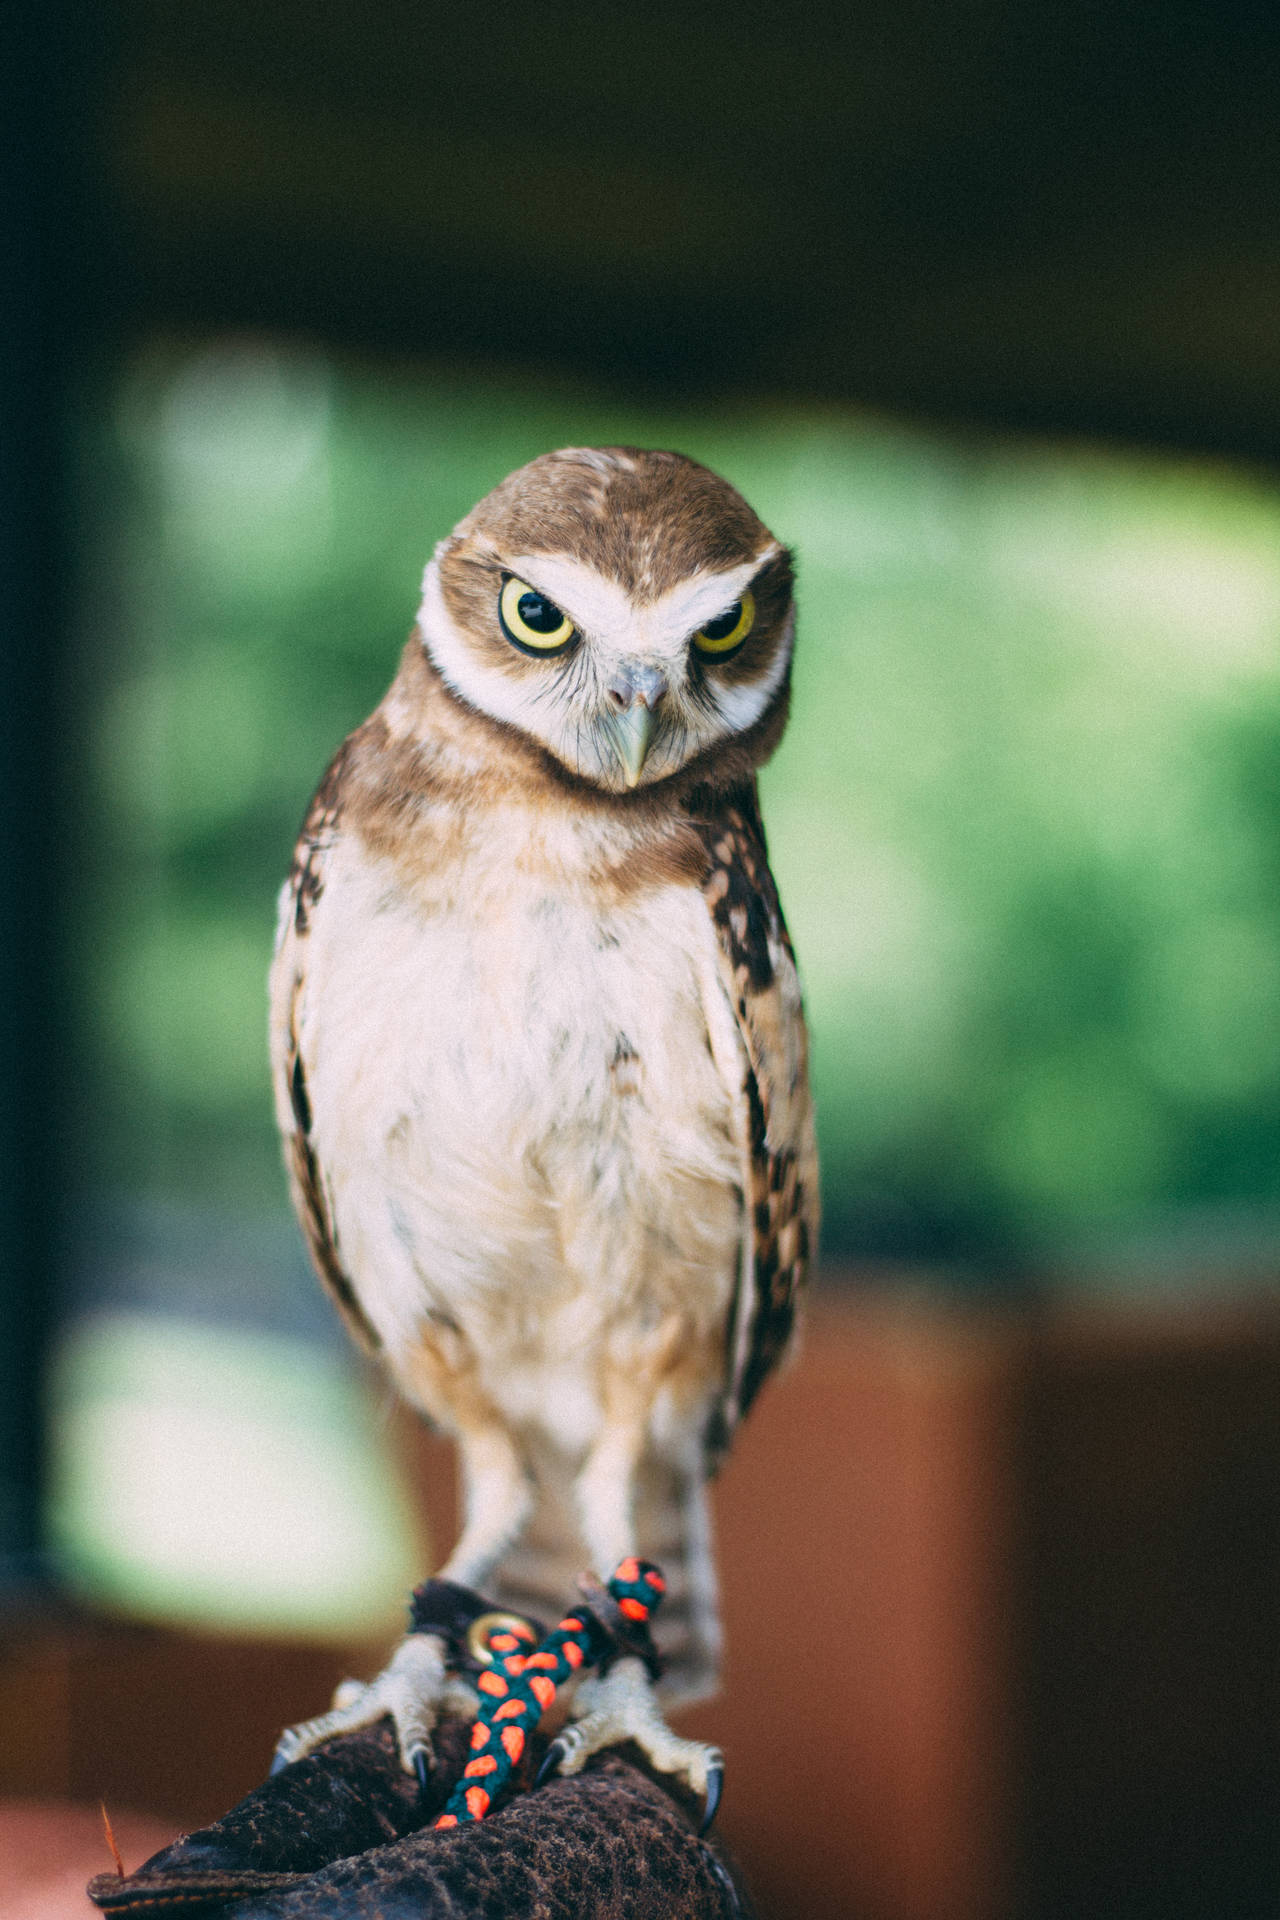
[691,787,812,1442]
[268,447,818,1813]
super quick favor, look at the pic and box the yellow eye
[498,575,576,655]
[693,590,755,658]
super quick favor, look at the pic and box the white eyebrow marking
[651,545,780,637]
[501,556,634,644]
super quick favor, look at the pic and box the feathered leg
[546,1323,724,1825]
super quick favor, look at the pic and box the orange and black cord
[434,1557,666,1829]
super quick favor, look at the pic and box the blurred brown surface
[687,1291,1020,1920]
[0,1613,383,1831]
[4,1289,1278,1919]
[0,1801,175,1919]
[1015,1297,1280,1920]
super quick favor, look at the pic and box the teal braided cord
[434,1558,666,1828]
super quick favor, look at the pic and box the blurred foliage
[80,339,1280,1279]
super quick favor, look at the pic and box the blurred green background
[83,338,1280,1283]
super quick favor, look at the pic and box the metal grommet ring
[465,1609,540,1666]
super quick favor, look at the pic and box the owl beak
[613,704,656,787]
[607,666,668,787]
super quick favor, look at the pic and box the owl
[268,447,817,1822]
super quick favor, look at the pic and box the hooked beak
[612,704,656,787]
[606,665,667,787]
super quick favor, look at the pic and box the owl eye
[498,576,577,655]
[693,590,755,658]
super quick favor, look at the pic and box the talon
[409,1743,432,1794]
[698,1758,724,1835]
[535,1735,569,1790]
[269,1746,290,1777]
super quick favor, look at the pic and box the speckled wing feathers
[692,784,818,1450]
[274,744,381,1354]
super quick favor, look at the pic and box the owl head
[416,447,795,794]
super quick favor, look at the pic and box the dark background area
[97,0,1280,456]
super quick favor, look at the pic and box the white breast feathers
[289,823,743,1460]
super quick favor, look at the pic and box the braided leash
[433,1557,666,1828]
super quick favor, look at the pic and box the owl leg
[542,1335,724,1828]
[435,1419,536,1589]
[573,1312,687,1572]
[271,1416,532,1784]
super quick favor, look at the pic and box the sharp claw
[698,1759,724,1835]
[535,1736,569,1790]
[269,1747,290,1777]
[409,1744,431,1794]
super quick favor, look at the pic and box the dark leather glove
[86,1717,747,1918]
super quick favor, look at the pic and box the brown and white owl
[268,446,817,1819]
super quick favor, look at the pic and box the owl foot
[536,1656,724,1833]
[270,1633,477,1786]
